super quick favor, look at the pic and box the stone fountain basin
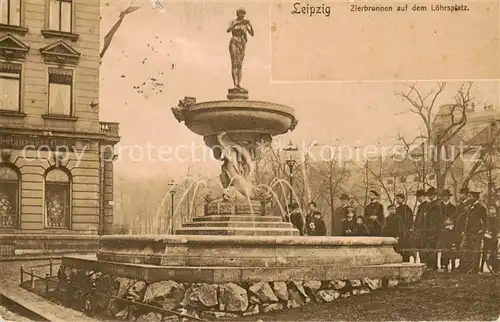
[97,235,402,269]
[181,100,296,136]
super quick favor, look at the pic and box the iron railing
[19,260,207,321]
[99,122,119,136]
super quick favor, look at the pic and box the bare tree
[100,6,141,62]
[461,121,500,204]
[395,82,476,193]
[307,144,350,220]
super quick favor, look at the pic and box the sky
[97,1,500,180]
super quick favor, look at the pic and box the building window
[0,0,21,26]
[0,62,21,112]
[48,0,72,33]
[44,167,71,228]
[0,164,19,229]
[48,67,72,115]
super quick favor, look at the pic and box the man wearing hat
[439,189,459,271]
[395,193,414,262]
[456,190,487,273]
[414,189,431,267]
[332,193,350,236]
[364,190,385,226]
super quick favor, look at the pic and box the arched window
[44,167,71,228]
[0,164,19,229]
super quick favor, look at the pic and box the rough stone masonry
[56,266,409,321]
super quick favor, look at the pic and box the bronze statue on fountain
[227,7,254,100]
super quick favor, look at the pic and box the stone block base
[58,255,424,321]
[227,87,249,100]
[0,234,99,258]
[176,201,299,236]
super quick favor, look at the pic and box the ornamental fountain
[57,8,424,320]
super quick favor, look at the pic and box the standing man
[440,189,459,270]
[384,204,404,257]
[395,193,414,262]
[455,187,472,270]
[333,193,350,236]
[425,187,443,270]
[365,190,385,226]
[456,187,472,220]
[480,205,498,272]
[456,191,487,274]
[384,204,404,240]
[305,201,318,234]
[286,202,305,236]
[414,189,430,266]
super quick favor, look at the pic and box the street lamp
[168,179,176,235]
[283,140,298,208]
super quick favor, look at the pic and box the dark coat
[457,199,473,217]
[333,205,349,236]
[366,218,383,236]
[439,224,460,245]
[307,217,327,236]
[365,201,385,225]
[383,214,404,238]
[342,218,356,236]
[456,201,487,236]
[414,200,430,231]
[354,223,370,236]
[427,198,445,238]
[455,199,473,228]
[396,204,414,236]
[439,201,459,244]
[442,202,458,223]
[305,212,313,226]
[288,211,304,236]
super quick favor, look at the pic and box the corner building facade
[0,0,119,257]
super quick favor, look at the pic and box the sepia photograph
[0,0,498,321]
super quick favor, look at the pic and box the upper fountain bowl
[172,99,297,137]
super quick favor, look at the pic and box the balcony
[99,122,119,137]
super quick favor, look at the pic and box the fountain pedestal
[175,200,300,236]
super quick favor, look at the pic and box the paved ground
[0,305,33,322]
[0,258,100,322]
[0,259,54,321]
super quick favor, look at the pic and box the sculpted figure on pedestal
[227,8,254,92]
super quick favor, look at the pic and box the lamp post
[283,140,298,208]
[168,179,176,235]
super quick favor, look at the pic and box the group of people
[285,187,499,273]
[286,202,327,236]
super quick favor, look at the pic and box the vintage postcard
[0,0,498,321]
